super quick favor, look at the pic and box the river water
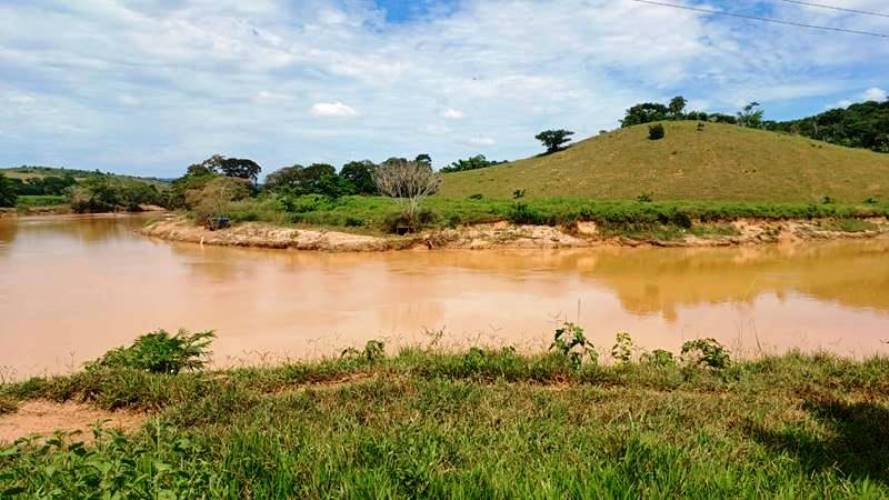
[1,214,888,378]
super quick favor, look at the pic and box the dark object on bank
[207,216,231,231]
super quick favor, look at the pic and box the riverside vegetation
[1,326,888,497]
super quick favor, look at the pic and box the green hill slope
[439,122,889,202]
[0,166,168,187]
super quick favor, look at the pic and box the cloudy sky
[1,0,887,177]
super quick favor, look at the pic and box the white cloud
[0,0,888,176]
[118,95,141,106]
[310,101,358,118]
[441,108,465,119]
[465,136,495,147]
[829,87,887,109]
[863,87,887,102]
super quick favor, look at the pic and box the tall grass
[220,193,889,235]
[2,332,889,497]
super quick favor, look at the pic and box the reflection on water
[1,215,888,378]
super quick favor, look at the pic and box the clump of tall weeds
[86,329,215,375]
[681,338,730,369]
[341,340,386,363]
[611,332,635,364]
[550,322,598,369]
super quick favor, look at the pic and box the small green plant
[610,332,634,364]
[681,338,730,369]
[341,340,386,363]
[864,197,879,205]
[641,349,676,367]
[507,202,545,225]
[382,208,440,234]
[549,322,597,369]
[821,195,835,205]
[344,216,365,227]
[648,123,665,140]
[512,189,526,200]
[468,193,484,200]
[86,329,215,374]
[636,192,654,203]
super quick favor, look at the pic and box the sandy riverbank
[141,215,889,252]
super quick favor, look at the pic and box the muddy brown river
[2,214,888,378]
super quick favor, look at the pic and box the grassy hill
[0,166,169,187]
[438,122,889,202]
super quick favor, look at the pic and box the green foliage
[265,163,346,198]
[506,201,546,225]
[668,96,687,118]
[0,173,17,207]
[6,174,76,196]
[766,99,889,153]
[737,102,764,128]
[550,322,597,369]
[535,129,574,154]
[611,332,634,364]
[68,175,162,213]
[86,329,215,374]
[440,154,502,173]
[681,338,730,369]
[648,123,665,140]
[621,102,671,127]
[636,192,653,203]
[219,157,262,182]
[14,195,67,208]
[341,340,387,363]
[382,207,440,233]
[640,349,676,367]
[339,160,378,195]
[188,176,254,225]
[2,349,889,497]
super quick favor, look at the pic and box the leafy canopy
[535,129,574,154]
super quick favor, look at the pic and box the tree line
[615,95,889,153]
[764,100,889,153]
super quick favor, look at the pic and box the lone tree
[535,130,574,154]
[372,158,442,227]
[219,158,262,183]
[737,102,764,129]
[668,96,687,119]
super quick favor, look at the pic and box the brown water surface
[2,215,888,378]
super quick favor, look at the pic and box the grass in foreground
[2,330,888,498]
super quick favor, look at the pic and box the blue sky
[0,0,887,177]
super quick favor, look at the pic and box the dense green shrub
[68,175,162,212]
[86,329,215,374]
[648,123,665,140]
[383,208,440,233]
[0,173,17,207]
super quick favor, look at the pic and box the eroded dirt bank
[142,216,889,252]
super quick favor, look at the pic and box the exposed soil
[0,400,145,444]
[142,215,889,252]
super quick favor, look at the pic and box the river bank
[141,214,889,252]
[1,344,887,497]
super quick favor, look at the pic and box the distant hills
[0,166,169,187]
